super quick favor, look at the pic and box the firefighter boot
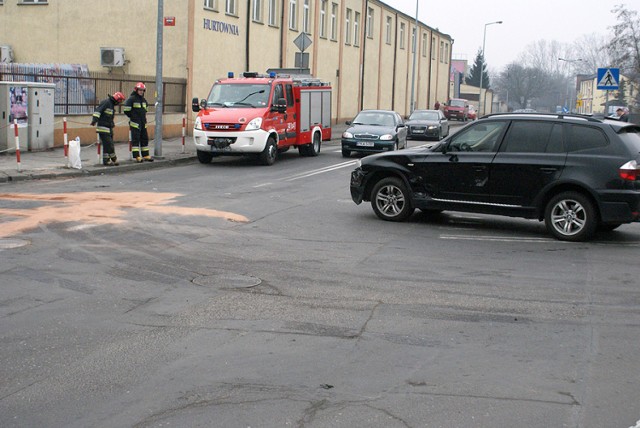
[110,155,119,166]
[143,155,154,162]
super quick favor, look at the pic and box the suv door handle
[540,167,558,173]
[474,166,487,172]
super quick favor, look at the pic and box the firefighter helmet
[112,91,125,103]
[135,82,146,91]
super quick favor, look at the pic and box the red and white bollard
[182,114,186,154]
[13,119,21,172]
[63,117,69,168]
[96,133,101,166]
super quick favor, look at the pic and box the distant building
[576,73,637,115]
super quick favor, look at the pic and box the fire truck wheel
[260,137,277,165]
[309,132,321,156]
[197,150,214,164]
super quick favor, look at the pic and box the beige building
[0,0,453,142]
[576,73,637,116]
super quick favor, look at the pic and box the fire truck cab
[192,71,332,165]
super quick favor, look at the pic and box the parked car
[341,110,407,157]
[350,112,640,241]
[406,109,449,141]
[443,98,469,121]
[467,104,477,120]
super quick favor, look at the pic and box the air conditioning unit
[100,47,125,67]
[0,45,14,63]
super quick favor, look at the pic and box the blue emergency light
[269,71,277,78]
[228,72,234,78]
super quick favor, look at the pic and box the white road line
[283,160,357,181]
[252,182,273,188]
[440,235,557,243]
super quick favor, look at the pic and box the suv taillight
[619,160,639,181]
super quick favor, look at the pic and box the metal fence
[0,69,187,115]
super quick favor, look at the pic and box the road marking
[440,234,558,243]
[252,182,273,188]
[283,160,357,181]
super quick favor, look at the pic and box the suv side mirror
[271,97,287,113]
[191,97,200,112]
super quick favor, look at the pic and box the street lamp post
[478,20,502,116]
[558,58,583,113]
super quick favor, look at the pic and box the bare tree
[571,34,613,74]
[608,4,640,111]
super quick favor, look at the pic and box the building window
[330,3,338,41]
[345,9,352,45]
[252,0,262,22]
[204,0,217,10]
[366,7,374,38]
[444,42,449,63]
[399,23,405,49]
[289,0,297,30]
[20,0,48,3]
[226,0,236,15]
[319,0,327,38]
[385,16,392,45]
[302,0,310,33]
[421,33,427,57]
[268,0,278,26]
[432,37,436,59]
[354,12,360,47]
[439,40,444,62]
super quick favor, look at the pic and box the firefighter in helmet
[123,82,153,162]
[90,91,125,166]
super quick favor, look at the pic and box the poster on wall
[9,86,28,127]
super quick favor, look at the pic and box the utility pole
[409,0,418,114]
[478,20,502,116]
[154,0,164,158]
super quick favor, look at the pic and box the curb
[0,155,197,183]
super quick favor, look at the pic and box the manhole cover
[0,239,30,249]
[193,274,261,289]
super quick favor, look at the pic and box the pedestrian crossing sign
[597,68,619,90]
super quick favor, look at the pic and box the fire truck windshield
[207,83,270,108]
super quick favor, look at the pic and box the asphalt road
[1,137,640,428]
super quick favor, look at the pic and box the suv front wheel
[371,177,414,222]
[544,192,597,242]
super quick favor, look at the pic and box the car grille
[204,123,241,131]
[354,133,379,140]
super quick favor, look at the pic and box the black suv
[350,113,640,241]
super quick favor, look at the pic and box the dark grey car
[341,110,407,157]
[406,109,449,140]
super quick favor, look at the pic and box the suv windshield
[449,99,465,108]
[207,83,270,108]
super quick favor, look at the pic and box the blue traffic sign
[597,68,619,90]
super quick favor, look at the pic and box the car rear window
[617,127,640,153]
[566,124,608,152]
[501,121,564,153]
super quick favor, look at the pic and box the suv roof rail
[482,112,603,122]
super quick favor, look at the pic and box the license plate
[356,141,375,147]
[413,129,424,133]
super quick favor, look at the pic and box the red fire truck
[192,71,332,165]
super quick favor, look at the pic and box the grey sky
[386,0,636,70]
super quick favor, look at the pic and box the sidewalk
[0,124,349,184]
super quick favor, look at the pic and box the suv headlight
[194,117,202,130]
[245,117,263,131]
[343,131,353,138]
[380,134,393,141]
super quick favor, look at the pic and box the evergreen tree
[467,49,491,89]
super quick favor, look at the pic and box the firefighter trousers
[98,131,117,164]
[130,125,150,158]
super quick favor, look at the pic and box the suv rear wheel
[371,177,414,222]
[544,192,597,242]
